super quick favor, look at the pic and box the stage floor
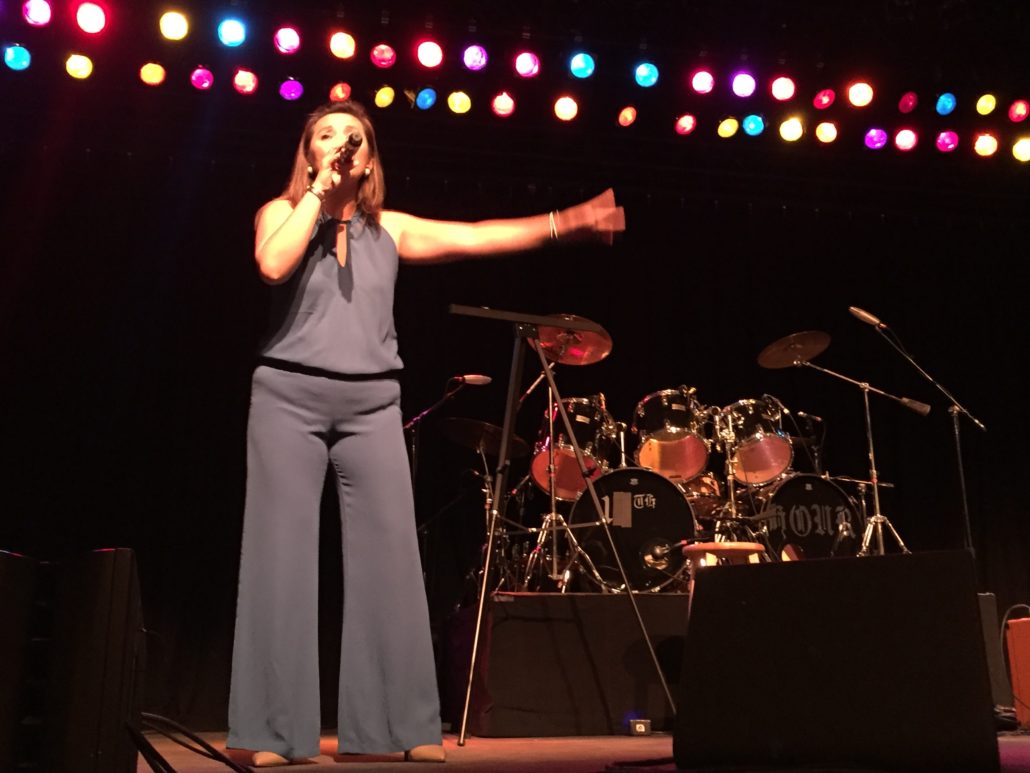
[136,730,1030,772]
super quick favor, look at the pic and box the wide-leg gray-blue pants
[227,365,441,758]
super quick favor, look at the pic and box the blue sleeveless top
[258,210,404,375]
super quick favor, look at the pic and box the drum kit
[440,317,896,595]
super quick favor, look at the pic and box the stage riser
[443,593,688,737]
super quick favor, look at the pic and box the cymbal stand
[471,445,519,593]
[796,360,919,556]
[448,306,674,744]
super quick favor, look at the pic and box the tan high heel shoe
[404,744,446,762]
[252,751,291,767]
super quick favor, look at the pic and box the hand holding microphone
[310,133,364,198]
[332,132,363,172]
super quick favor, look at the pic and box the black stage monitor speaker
[673,550,999,772]
[46,548,144,773]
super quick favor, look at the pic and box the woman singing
[227,100,624,767]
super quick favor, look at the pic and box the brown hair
[280,100,385,223]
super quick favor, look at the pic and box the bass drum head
[568,468,695,592]
[745,474,864,560]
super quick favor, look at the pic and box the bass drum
[742,474,863,560]
[568,468,696,592]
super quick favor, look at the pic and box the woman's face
[308,111,374,181]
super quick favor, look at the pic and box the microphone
[900,397,931,416]
[333,132,363,170]
[796,411,823,422]
[650,539,690,558]
[849,306,888,330]
[453,374,492,386]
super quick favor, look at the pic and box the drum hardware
[518,363,558,408]
[827,519,855,558]
[440,417,531,460]
[615,421,630,468]
[709,404,746,525]
[758,330,924,557]
[440,419,535,592]
[848,305,986,567]
[447,304,678,746]
[794,412,827,475]
[409,380,520,582]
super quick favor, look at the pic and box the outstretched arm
[381,188,625,264]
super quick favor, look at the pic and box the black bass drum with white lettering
[568,468,697,592]
[740,474,863,561]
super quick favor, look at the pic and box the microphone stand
[869,326,986,564]
[404,379,468,580]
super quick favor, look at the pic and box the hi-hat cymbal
[534,313,613,366]
[757,331,831,369]
[441,417,530,459]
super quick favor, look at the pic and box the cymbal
[757,330,831,369]
[441,417,530,459]
[534,314,612,366]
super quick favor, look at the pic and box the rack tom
[631,387,709,482]
[531,396,615,501]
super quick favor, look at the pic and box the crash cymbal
[535,313,613,366]
[757,330,831,369]
[441,417,530,459]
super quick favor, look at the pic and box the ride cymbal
[757,330,831,369]
[441,417,530,459]
[534,313,613,366]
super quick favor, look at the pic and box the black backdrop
[1,0,1028,730]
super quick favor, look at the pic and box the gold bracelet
[306,184,326,201]
[548,210,559,241]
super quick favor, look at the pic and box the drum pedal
[628,718,652,736]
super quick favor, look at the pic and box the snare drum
[632,387,710,481]
[721,397,793,486]
[678,472,724,522]
[530,396,615,501]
